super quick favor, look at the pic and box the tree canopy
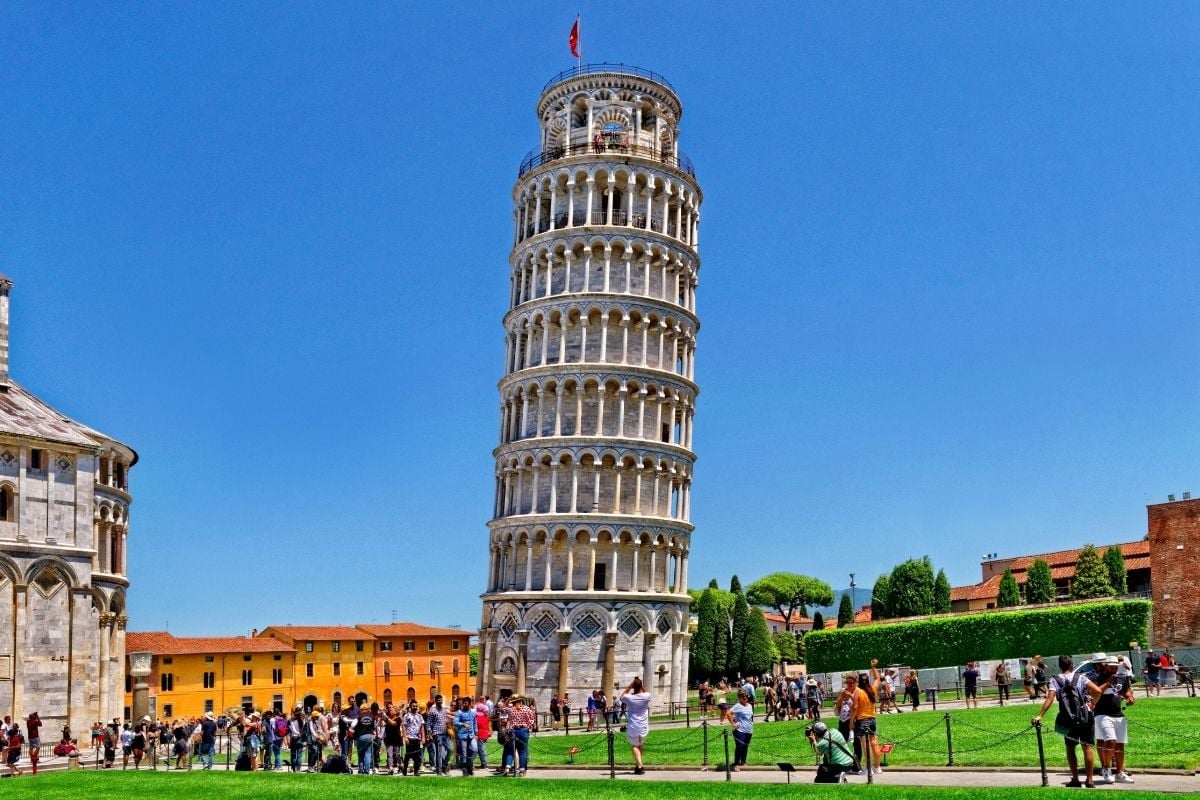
[887,557,936,617]
[1103,546,1128,595]
[730,588,752,676]
[742,608,778,676]
[933,569,952,614]
[837,594,854,628]
[871,574,891,620]
[1025,559,1054,604]
[997,569,1021,607]
[746,572,834,631]
[1072,544,1114,600]
[812,610,826,631]
[772,630,799,663]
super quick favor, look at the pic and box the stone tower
[0,276,136,731]
[478,65,701,712]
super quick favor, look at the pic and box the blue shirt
[730,702,753,735]
[453,709,477,739]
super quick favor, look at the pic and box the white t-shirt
[622,691,651,735]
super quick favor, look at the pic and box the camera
[804,725,814,738]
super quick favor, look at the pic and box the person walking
[197,712,217,770]
[1144,651,1161,696]
[453,696,477,776]
[904,670,921,711]
[25,712,41,775]
[995,662,1011,704]
[426,695,451,775]
[1093,656,1136,784]
[474,699,491,771]
[508,695,535,777]
[1032,654,1113,788]
[550,693,561,731]
[724,689,754,770]
[621,678,652,775]
[4,723,23,777]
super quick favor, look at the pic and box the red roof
[259,625,373,642]
[1006,540,1149,574]
[127,631,294,655]
[356,623,467,638]
[951,541,1151,602]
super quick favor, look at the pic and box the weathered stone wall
[1148,498,1200,647]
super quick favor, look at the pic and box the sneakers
[1101,769,1112,783]
[1115,773,1135,784]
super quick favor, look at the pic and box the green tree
[997,569,1021,607]
[887,557,936,617]
[742,608,778,676]
[712,596,731,678]
[730,575,742,594]
[730,589,752,676]
[933,569,952,614]
[690,588,718,679]
[772,630,799,663]
[837,594,854,628]
[1103,546,1128,595]
[746,572,834,632]
[469,648,479,676]
[1026,559,1054,604]
[1072,544,1115,599]
[871,574,891,620]
[812,611,826,631]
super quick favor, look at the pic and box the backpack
[274,717,288,738]
[234,752,252,771]
[1053,673,1093,729]
[322,754,351,774]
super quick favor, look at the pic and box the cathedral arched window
[0,485,13,522]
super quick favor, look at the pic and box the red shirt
[509,706,535,729]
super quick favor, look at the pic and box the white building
[0,276,135,731]
[478,65,702,712]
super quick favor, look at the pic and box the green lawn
[519,698,1200,770]
[19,772,1189,800]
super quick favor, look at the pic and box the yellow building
[123,632,296,720]
[257,625,376,710]
[355,622,471,704]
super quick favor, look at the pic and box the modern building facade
[0,275,136,732]
[478,65,702,711]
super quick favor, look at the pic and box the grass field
[20,771,1190,800]
[515,698,1200,770]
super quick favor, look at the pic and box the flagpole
[576,14,582,70]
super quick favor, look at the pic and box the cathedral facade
[478,65,702,711]
[0,276,135,731]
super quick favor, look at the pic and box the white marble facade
[0,276,135,732]
[479,67,701,712]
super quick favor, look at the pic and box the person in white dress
[621,678,652,775]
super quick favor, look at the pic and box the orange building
[354,622,471,704]
[122,632,297,720]
[257,626,376,710]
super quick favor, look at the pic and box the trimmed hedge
[805,600,1150,674]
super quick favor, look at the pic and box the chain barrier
[949,724,1034,754]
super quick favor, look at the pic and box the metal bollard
[722,727,731,782]
[702,719,709,766]
[686,704,691,728]
[944,713,954,767]
[607,730,615,780]
[1034,720,1048,787]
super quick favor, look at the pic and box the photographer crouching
[808,721,857,783]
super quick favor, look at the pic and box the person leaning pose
[621,677,652,775]
[724,689,754,770]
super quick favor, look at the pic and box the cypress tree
[837,594,854,627]
[1071,544,1115,599]
[1025,559,1054,604]
[730,575,742,594]
[871,574,891,620]
[742,608,777,676]
[730,589,751,676]
[933,569,952,613]
[997,569,1021,607]
[712,594,731,679]
[1103,546,1128,595]
[812,610,826,631]
[690,588,717,679]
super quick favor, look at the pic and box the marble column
[556,630,572,701]
[601,632,618,699]
[642,632,658,690]
[515,630,529,696]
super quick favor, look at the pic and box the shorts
[790,699,804,710]
[1146,673,1160,686]
[626,730,647,747]
[853,718,877,738]
[1056,718,1095,746]
[965,687,977,699]
[551,709,561,721]
[1094,715,1128,744]
[6,751,18,765]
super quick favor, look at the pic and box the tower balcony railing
[519,141,696,179]
[522,210,681,240]
[542,62,677,94]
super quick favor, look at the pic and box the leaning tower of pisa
[478,65,702,712]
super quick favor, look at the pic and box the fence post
[1034,721,1048,787]
[607,729,615,779]
[944,713,954,767]
[686,704,691,728]
[932,686,938,711]
[701,719,709,767]
[722,727,731,782]
[225,734,231,771]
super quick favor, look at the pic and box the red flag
[569,18,581,58]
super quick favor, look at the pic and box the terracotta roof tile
[259,625,373,642]
[126,631,293,655]
[1006,540,1149,573]
[355,623,467,638]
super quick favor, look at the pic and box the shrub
[1025,559,1054,604]
[1073,544,1114,599]
[804,600,1150,674]
[997,569,1021,608]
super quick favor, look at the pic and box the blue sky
[2,3,1197,635]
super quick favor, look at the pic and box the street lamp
[849,573,857,615]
